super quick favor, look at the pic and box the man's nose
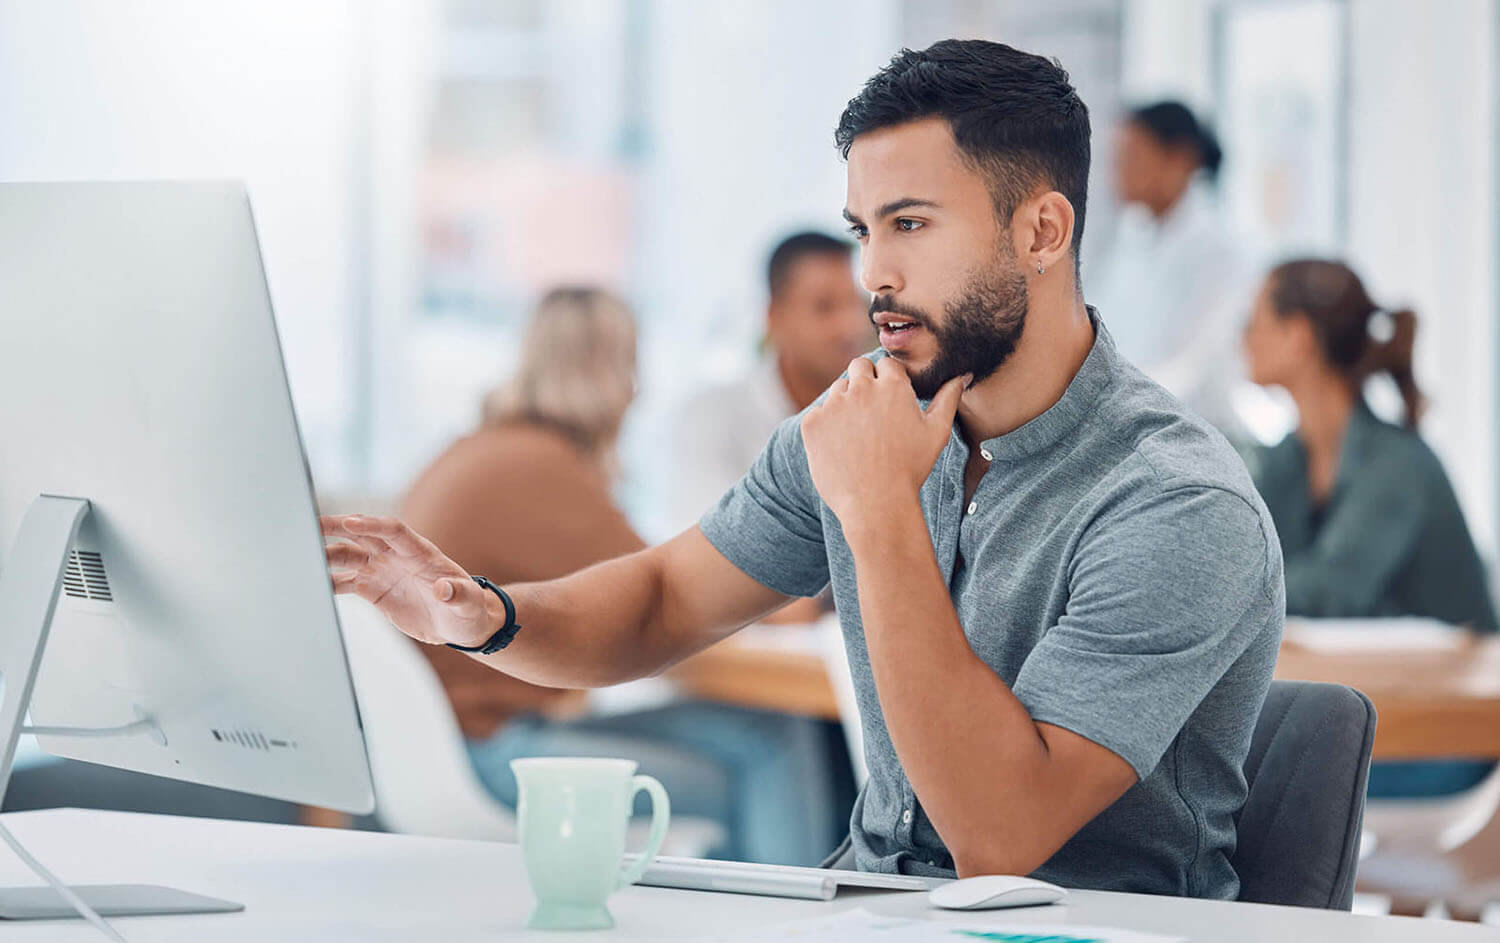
[860,246,901,296]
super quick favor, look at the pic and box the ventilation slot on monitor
[62,550,113,601]
[211,728,292,751]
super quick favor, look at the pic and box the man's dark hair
[766,231,853,299]
[834,40,1091,264]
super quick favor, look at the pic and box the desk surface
[669,626,1500,761]
[0,809,1489,941]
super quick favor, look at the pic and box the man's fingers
[325,541,370,571]
[323,515,393,553]
[326,531,394,559]
[925,373,971,428]
[873,355,908,380]
[846,357,876,384]
[330,571,359,594]
[342,514,432,557]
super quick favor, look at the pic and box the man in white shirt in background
[672,233,873,588]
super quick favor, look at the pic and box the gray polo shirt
[698,313,1284,899]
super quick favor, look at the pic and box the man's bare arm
[323,516,792,688]
[844,503,1137,877]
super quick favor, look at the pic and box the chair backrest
[335,596,519,841]
[816,615,867,789]
[1232,680,1376,910]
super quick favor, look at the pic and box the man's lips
[877,320,925,351]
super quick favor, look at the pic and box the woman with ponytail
[1088,100,1257,438]
[1243,259,1497,796]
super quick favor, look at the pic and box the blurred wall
[1346,0,1498,558]
[0,1,367,490]
[4,0,1497,563]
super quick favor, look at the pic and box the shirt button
[901,809,914,825]
[980,448,993,461]
[966,501,977,516]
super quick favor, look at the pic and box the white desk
[0,809,1490,941]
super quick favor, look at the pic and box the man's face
[843,117,1029,399]
[767,253,873,389]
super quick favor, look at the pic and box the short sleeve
[1012,486,1280,779]
[697,411,831,598]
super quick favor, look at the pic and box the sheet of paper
[1282,616,1470,653]
[705,908,1187,943]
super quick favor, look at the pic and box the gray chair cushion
[1232,680,1376,910]
[819,833,854,870]
[821,680,1376,911]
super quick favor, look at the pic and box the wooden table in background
[668,636,840,721]
[668,631,1500,761]
[1276,634,1500,760]
[311,625,1500,829]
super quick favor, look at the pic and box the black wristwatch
[445,575,522,655]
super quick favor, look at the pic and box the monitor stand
[0,494,242,919]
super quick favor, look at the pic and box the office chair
[820,679,1376,912]
[1232,680,1376,909]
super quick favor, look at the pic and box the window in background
[1216,0,1347,256]
[372,0,641,498]
[1215,0,1348,444]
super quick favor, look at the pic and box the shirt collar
[972,307,1117,462]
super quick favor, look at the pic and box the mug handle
[617,774,671,889]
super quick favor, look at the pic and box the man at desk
[325,40,1284,898]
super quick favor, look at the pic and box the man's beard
[871,258,1029,400]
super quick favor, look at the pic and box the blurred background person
[1242,258,1498,798]
[671,231,870,531]
[400,286,847,864]
[670,231,870,623]
[1088,100,1258,438]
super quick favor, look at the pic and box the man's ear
[1021,190,1075,273]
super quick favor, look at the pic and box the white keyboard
[625,853,947,901]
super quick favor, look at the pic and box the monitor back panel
[0,181,373,813]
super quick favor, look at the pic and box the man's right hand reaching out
[323,514,502,649]
[322,514,796,689]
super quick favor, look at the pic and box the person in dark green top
[1242,258,1498,796]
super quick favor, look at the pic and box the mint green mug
[510,757,670,930]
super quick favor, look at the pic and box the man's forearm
[462,548,673,689]
[460,528,791,690]
[844,501,1079,876]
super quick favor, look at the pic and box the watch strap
[445,576,521,655]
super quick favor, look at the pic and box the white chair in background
[815,614,867,790]
[335,595,725,854]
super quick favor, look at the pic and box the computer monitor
[0,182,375,831]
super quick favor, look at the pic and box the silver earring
[1036,263,1045,275]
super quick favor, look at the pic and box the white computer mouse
[928,874,1067,910]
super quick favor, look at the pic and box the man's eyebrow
[842,198,939,226]
[877,197,939,218]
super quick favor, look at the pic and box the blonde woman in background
[400,287,849,865]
